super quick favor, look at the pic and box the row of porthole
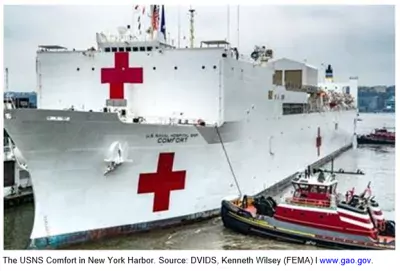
[76,65,219,71]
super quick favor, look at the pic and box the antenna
[226,5,230,43]
[5,67,9,92]
[237,5,240,49]
[132,5,136,37]
[178,5,181,48]
[189,7,196,48]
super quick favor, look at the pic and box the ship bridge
[96,32,174,53]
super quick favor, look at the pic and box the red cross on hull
[316,127,322,156]
[137,153,186,212]
[101,52,143,99]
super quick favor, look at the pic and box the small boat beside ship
[3,92,36,206]
[221,169,395,250]
[357,128,395,145]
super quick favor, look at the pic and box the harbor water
[3,113,395,250]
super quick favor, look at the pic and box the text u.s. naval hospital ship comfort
[4,6,359,249]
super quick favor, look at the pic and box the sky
[3,5,396,91]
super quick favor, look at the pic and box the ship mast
[236,5,240,49]
[5,67,9,92]
[226,5,230,43]
[189,7,195,48]
[177,5,181,48]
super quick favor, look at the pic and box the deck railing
[285,197,333,209]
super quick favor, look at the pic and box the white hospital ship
[3,6,358,248]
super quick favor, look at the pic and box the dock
[4,187,34,208]
[256,143,353,197]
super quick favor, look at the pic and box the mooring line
[215,126,242,198]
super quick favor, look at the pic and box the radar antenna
[189,7,196,48]
[250,46,274,66]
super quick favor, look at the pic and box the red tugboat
[357,128,395,145]
[221,169,395,249]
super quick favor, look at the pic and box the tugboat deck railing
[285,197,335,209]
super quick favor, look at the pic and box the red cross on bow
[316,127,322,156]
[101,52,143,100]
[137,153,186,212]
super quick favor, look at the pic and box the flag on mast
[160,5,166,42]
[151,5,160,39]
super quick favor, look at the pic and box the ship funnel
[325,64,333,82]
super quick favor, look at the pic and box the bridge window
[139,47,145,52]
[132,47,138,52]
[118,47,125,52]
[126,47,132,52]
[147,46,153,51]
[111,47,117,52]
[310,186,318,193]
[318,186,327,194]
[299,184,308,190]
[104,47,111,52]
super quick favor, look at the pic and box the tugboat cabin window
[126,47,132,52]
[298,184,309,190]
[111,47,117,52]
[147,46,153,51]
[133,47,138,52]
[118,47,124,52]
[104,47,111,52]
[139,47,145,52]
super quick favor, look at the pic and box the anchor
[103,141,131,175]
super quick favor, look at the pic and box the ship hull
[357,136,395,145]
[221,200,395,250]
[4,108,356,249]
